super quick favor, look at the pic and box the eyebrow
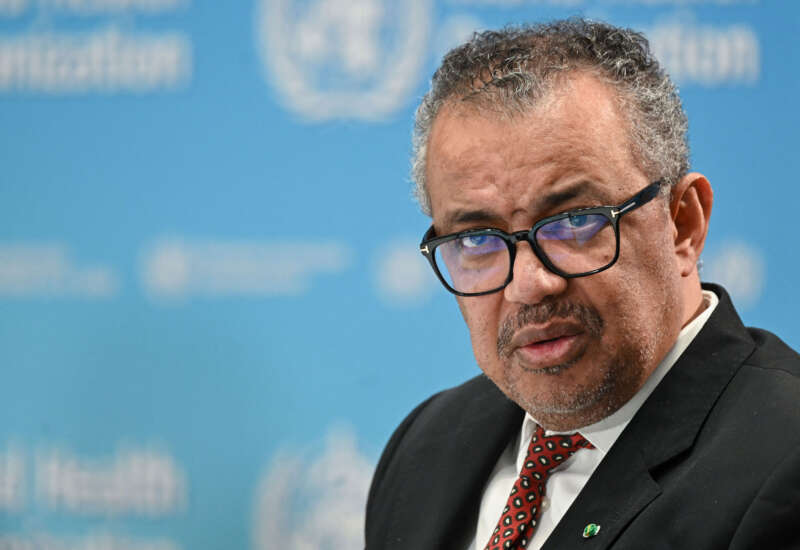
[443,208,505,229]
[441,180,610,230]
[535,185,586,212]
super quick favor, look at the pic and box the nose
[503,241,568,304]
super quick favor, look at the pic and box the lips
[507,322,587,369]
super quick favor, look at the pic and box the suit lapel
[543,285,756,550]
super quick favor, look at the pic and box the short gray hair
[412,18,689,215]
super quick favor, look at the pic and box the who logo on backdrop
[252,427,374,550]
[255,0,431,121]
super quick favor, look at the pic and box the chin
[501,357,644,430]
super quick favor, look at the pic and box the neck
[681,270,706,328]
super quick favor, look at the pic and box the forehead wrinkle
[517,75,640,192]
[436,150,617,231]
[427,74,642,225]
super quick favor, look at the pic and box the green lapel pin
[582,523,601,538]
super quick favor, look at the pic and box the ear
[669,173,713,277]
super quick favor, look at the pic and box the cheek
[617,212,680,300]
[610,233,684,352]
[457,297,502,367]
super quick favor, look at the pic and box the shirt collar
[518,289,719,462]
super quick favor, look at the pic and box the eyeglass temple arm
[420,225,437,254]
[611,181,663,218]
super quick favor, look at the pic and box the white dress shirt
[467,290,719,550]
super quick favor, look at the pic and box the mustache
[497,300,604,358]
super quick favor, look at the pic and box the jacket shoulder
[745,327,800,376]
[365,375,520,548]
[366,375,495,512]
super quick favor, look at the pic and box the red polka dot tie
[483,425,594,550]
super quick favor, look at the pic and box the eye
[451,233,506,257]
[568,214,588,227]
[461,234,490,248]
[537,214,609,242]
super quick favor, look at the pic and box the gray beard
[495,299,649,428]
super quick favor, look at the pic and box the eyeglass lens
[434,214,616,294]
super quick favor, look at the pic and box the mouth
[508,324,588,371]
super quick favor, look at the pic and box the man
[365,18,800,550]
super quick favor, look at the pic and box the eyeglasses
[419,181,663,296]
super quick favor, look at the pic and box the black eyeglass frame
[419,181,664,297]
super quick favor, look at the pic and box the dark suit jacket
[366,285,800,549]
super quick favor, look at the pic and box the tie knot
[526,425,594,470]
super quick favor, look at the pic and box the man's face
[425,73,686,430]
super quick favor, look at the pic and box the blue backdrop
[1,1,798,549]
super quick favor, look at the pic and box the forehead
[425,73,644,229]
